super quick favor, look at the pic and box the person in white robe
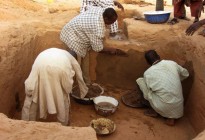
[21,48,88,126]
[136,50,189,126]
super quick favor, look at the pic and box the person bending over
[136,50,189,126]
[60,7,127,85]
[22,48,88,126]
[80,0,124,40]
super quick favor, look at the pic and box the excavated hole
[1,10,197,140]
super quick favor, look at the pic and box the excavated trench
[0,6,205,140]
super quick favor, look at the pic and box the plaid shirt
[60,7,105,57]
[80,0,114,13]
[80,0,118,33]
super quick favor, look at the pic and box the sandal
[167,18,179,25]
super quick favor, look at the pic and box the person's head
[144,50,160,65]
[103,8,118,25]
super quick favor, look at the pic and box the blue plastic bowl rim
[143,11,171,15]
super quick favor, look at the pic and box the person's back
[60,7,105,57]
[144,60,183,100]
[33,48,73,71]
[80,0,125,40]
[143,60,189,118]
[68,7,105,40]
[22,48,88,126]
[136,50,189,125]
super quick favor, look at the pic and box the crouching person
[21,48,88,126]
[136,50,189,126]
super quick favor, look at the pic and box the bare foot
[167,18,179,25]
[165,118,175,126]
[193,18,199,23]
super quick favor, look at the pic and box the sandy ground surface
[0,0,205,139]
[13,85,196,140]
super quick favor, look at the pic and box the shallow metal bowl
[90,118,116,135]
[71,83,104,105]
[93,96,119,116]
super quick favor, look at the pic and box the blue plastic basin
[143,11,171,24]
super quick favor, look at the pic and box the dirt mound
[0,113,97,140]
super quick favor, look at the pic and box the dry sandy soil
[1,0,205,140]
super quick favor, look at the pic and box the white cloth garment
[21,48,88,125]
[60,7,105,58]
[136,60,189,119]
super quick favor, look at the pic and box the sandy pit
[1,0,205,139]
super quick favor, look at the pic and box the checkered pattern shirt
[80,0,114,13]
[60,7,105,57]
[80,0,118,33]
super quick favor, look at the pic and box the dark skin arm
[186,19,205,36]
[113,1,124,11]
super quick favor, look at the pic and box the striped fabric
[60,7,105,57]
[136,60,189,119]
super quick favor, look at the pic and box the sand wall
[0,23,36,116]
[0,21,68,117]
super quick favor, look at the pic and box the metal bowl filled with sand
[90,118,116,135]
[93,96,119,116]
[71,83,104,105]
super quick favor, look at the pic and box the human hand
[185,22,202,36]
[114,1,124,11]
